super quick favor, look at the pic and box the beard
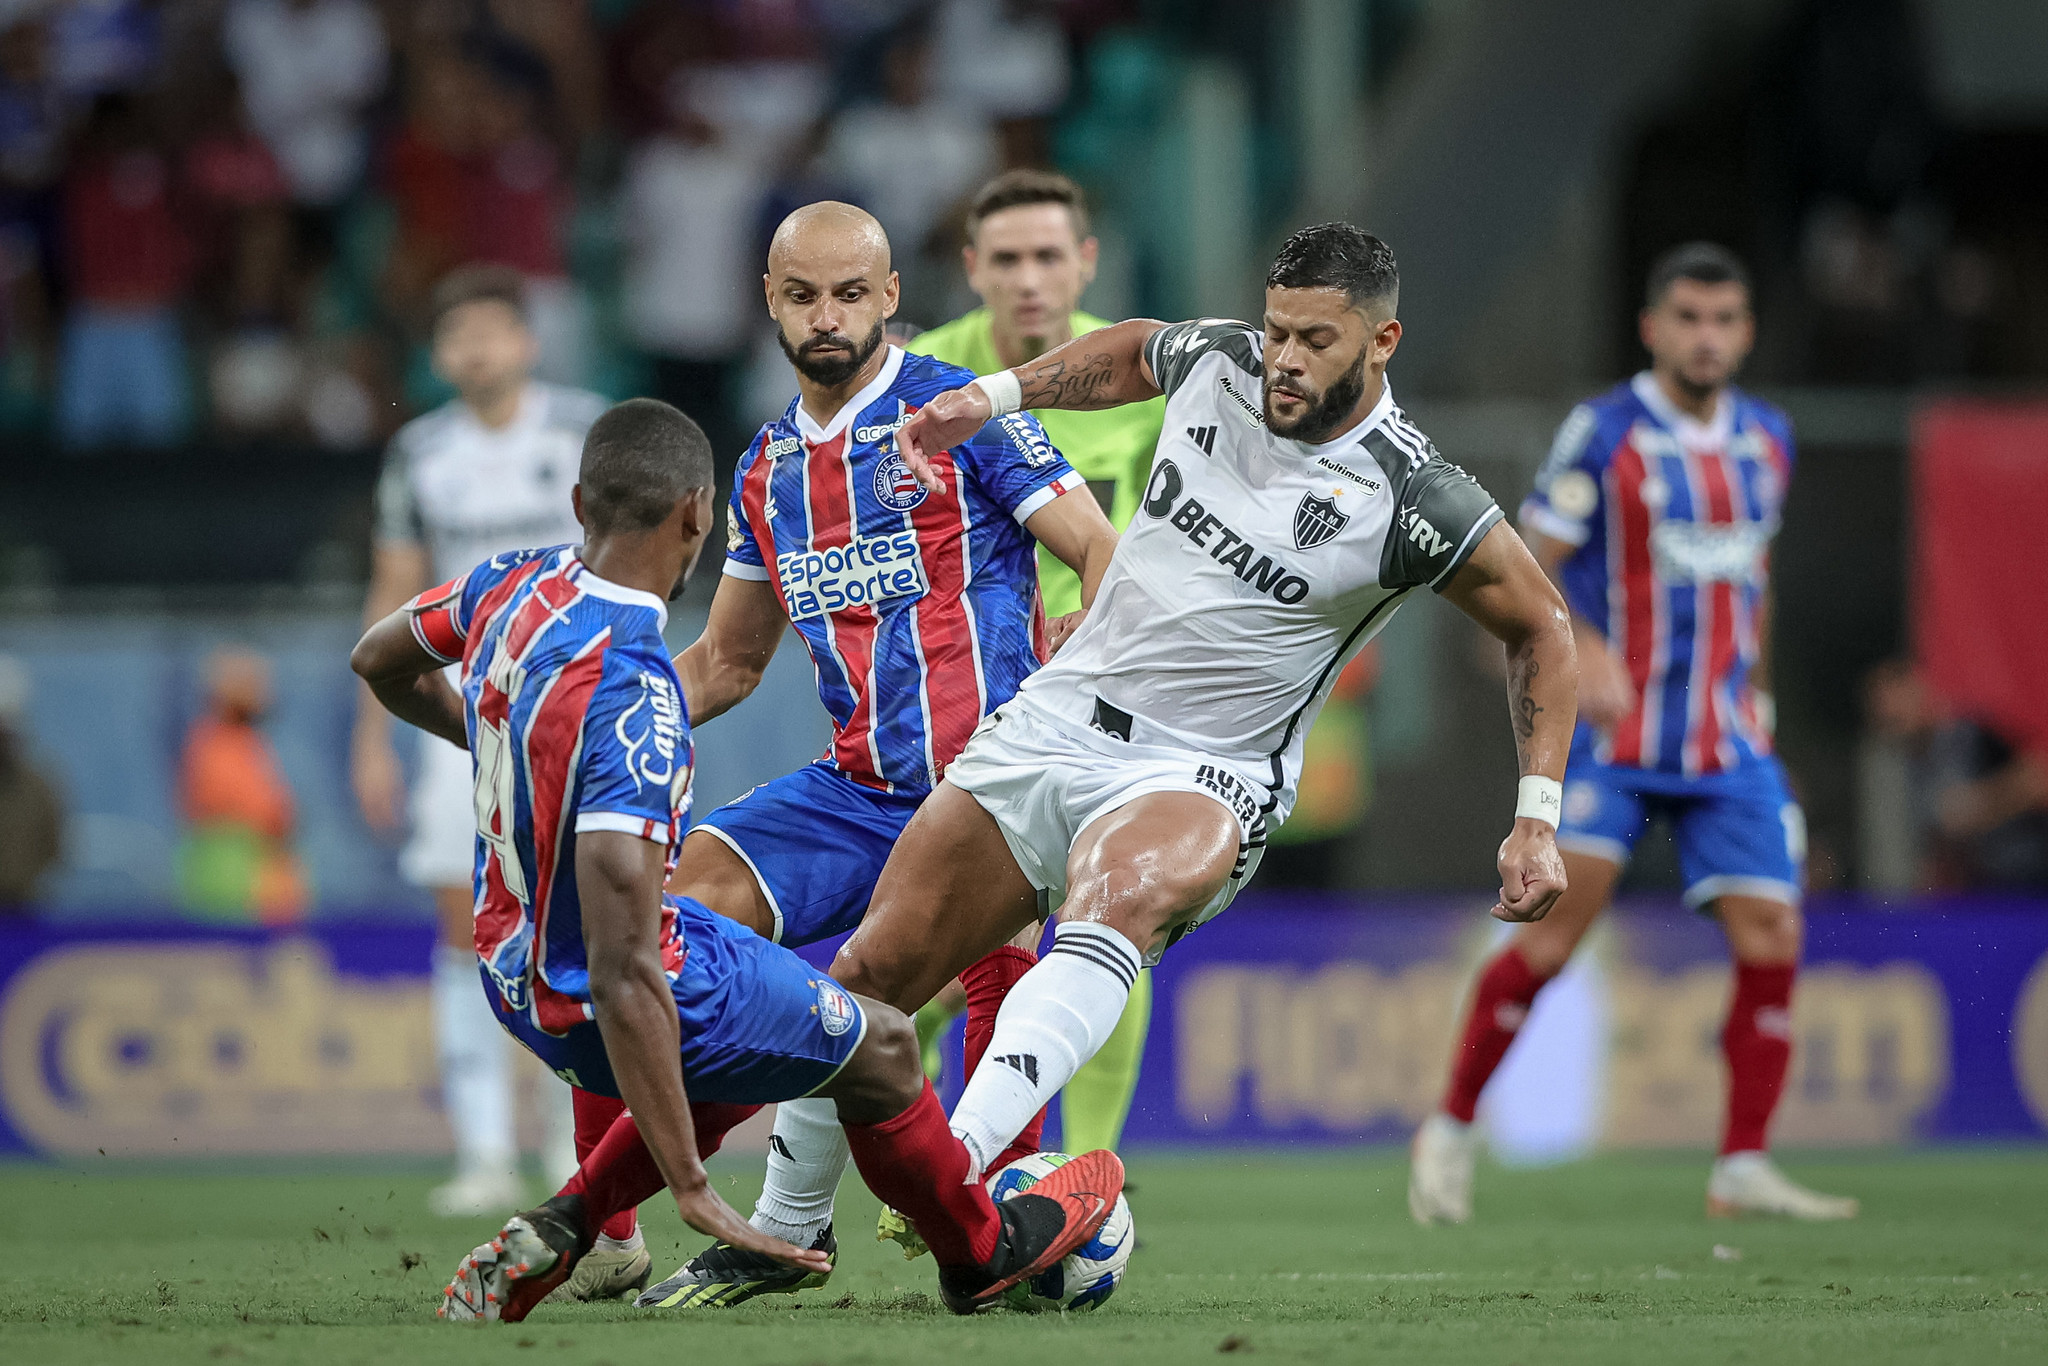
[1264,344,1371,444]
[780,317,886,387]
[1671,354,1733,403]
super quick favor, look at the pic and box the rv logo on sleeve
[1292,492,1349,550]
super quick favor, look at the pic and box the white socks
[950,921,1141,1176]
[750,1096,850,1244]
[432,942,516,1177]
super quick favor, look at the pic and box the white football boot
[1408,1113,1477,1225]
[1707,1151,1859,1220]
[546,1229,651,1303]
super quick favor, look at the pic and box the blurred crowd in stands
[0,0,1129,462]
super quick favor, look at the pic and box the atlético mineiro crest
[873,451,929,511]
[1293,491,1348,549]
[813,978,857,1036]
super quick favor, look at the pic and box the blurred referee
[352,266,606,1217]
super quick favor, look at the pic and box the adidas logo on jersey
[1399,506,1453,557]
[1186,425,1218,455]
[996,1053,1039,1085]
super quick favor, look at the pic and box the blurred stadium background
[1,0,2046,1174]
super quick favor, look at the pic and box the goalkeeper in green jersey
[907,170,1161,1155]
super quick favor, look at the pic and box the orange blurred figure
[177,648,308,924]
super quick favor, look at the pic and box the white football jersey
[1016,320,1503,822]
[374,382,607,582]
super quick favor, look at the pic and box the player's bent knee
[1718,894,1802,963]
[1063,862,1226,957]
[823,998,923,1125]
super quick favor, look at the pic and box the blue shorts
[487,895,868,1104]
[1558,744,1805,910]
[695,761,925,946]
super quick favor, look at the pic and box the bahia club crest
[1293,491,1349,550]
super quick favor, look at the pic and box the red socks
[570,1089,637,1241]
[842,1079,1001,1268]
[1441,946,1549,1124]
[1721,961,1796,1155]
[560,1098,761,1239]
[962,946,1045,1169]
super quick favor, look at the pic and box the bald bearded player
[597,202,1119,1309]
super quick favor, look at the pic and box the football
[985,1152,1136,1312]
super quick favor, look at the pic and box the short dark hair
[430,264,529,331]
[1645,241,1751,306]
[968,169,1090,242]
[578,399,713,535]
[1267,223,1399,316]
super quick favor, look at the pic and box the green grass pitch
[3,1149,2043,1364]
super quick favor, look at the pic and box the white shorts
[944,701,1268,966]
[401,734,477,890]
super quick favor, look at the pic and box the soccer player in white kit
[353,266,606,1218]
[735,224,1581,1216]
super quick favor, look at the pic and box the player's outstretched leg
[1705,896,1857,1220]
[1410,853,1619,1225]
[941,793,1239,1179]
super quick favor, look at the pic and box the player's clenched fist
[895,385,995,492]
[1492,819,1567,923]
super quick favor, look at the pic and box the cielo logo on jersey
[777,532,928,620]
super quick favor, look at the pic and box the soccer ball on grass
[985,1151,1134,1312]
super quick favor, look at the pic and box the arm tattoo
[1018,352,1117,409]
[1508,648,1543,769]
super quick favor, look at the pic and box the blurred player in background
[1410,243,1858,1224]
[620,201,1117,1308]
[352,265,606,1217]
[905,170,1164,1158]
[350,400,1123,1323]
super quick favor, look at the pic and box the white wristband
[1516,775,1563,829]
[971,369,1023,417]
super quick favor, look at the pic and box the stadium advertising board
[1,897,2044,1158]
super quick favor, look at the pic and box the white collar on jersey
[458,381,547,436]
[569,553,670,630]
[1631,370,1733,449]
[1292,374,1398,456]
[793,346,905,444]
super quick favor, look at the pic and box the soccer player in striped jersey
[1410,244,1857,1224]
[351,400,1124,1324]
[630,202,1119,1308]
[904,171,1164,1173]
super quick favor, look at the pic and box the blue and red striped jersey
[409,545,691,1036]
[1521,372,1794,778]
[723,346,1085,794]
